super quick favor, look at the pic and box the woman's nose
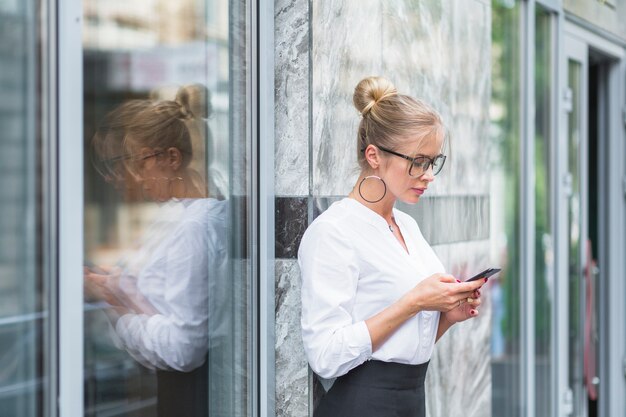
[420,165,436,182]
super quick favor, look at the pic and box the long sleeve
[298,221,372,379]
[115,218,210,372]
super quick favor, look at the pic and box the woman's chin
[399,193,421,205]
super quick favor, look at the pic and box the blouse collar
[342,197,401,234]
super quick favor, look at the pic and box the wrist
[400,293,421,318]
[441,311,455,327]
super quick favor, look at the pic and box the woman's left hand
[442,288,482,324]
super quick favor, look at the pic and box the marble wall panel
[397,195,490,245]
[312,0,384,196]
[275,197,308,259]
[275,260,309,417]
[312,0,491,197]
[230,0,251,197]
[428,240,492,417]
[275,0,310,196]
[381,0,491,197]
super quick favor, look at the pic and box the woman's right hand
[402,273,485,314]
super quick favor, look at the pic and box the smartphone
[465,267,501,282]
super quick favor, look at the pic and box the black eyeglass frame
[374,145,447,177]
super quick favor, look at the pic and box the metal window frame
[43,0,58,415]
[520,3,536,417]
[547,7,562,417]
[257,0,276,416]
[57,0,84,416]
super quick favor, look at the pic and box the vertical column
[58,0,84,415]
[274,0,311,415]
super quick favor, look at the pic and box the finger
[95,265,116,274]
[85,273,106,283]
[469,309,479,318]
[468,297,482,307]
[453,279,486,293]
[459,296,480,306]
[454,290,480,300]
[473,289,481,298]
[438,274,457,283]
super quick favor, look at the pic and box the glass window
[567,58,584,417]
[0,1,50,416]
[490,1,522,415]
[534,6,554,417]
[82,1,253,415]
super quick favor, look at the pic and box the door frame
[558,20,626,417]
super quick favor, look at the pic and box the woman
[298,76,486,417]
[85,85,229,416]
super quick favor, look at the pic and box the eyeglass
[376,145,446,177]
[123,150,164,173]
[93,151,163,180]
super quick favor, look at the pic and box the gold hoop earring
[358,175,387,203]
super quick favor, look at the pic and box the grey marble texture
[275,197,309,259]
[275,0,310,196]
[229,1,251,197]
[275,260,309,417]
[312,0,491,197]
[312,0,384,196]
[397,195,490,245]
[382,0,491,197]
[428,240,492,417]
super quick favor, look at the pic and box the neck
[349,174,396,222]
[171,170,207,199]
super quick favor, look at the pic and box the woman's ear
[165,147,183,171]
[364,144,381,170]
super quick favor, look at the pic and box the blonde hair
[124,84,210,164]
[90,99,153,180]
[353,76,447,171]
[123,84,216,196]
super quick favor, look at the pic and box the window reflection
[83,1,251,415]
[567,59,584,417]
[491,1,522,415]
[0,2,48,416]
[534,7,554,417]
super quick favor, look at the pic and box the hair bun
[353,76,397,116]
[175,84,213,120]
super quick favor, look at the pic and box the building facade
[1,0,625,416]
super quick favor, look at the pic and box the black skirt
[314,360,429,417]
[156,358,208,417]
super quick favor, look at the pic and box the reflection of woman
[299,77,485,417]
[86,85,227,417]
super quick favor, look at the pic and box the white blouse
[298,197,445,379]
[113,198,229,372]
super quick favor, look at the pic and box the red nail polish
[484,277,489,283]
[456,279,461,283]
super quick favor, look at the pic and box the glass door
[561,34,588,417]
[81,1,255,416]
[0,1,52,416]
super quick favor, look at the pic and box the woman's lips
[412,188,426,195]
